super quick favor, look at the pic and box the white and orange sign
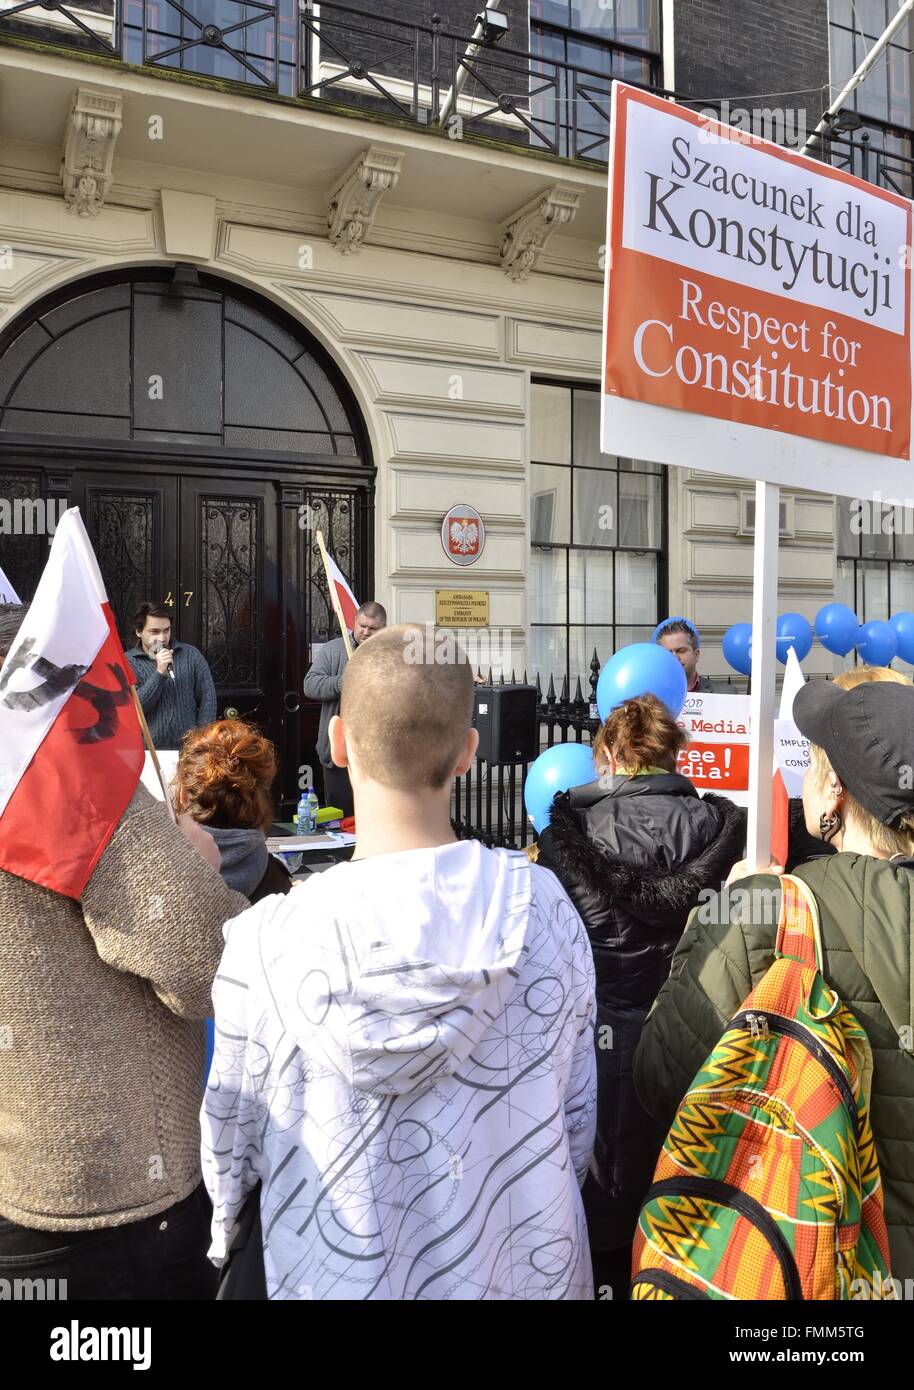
[602,84,914,497]
[676,692,751,806]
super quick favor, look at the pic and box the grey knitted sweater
[126,641,217,749]
[0,783,248,1231]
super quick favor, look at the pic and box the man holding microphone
[127,602,217,749]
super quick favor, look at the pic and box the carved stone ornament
[499,185,580,282]
[61,88,123,218]
[327,146,402,255]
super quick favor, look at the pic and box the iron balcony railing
[6,0,913,189]
[824,127,914,200]
[0,0,663,164]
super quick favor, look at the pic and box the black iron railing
[451,651,745,850]
[9,0,914,189]
[0,0,661,164]
[824,128,914,200]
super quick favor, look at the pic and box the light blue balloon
[856,620,897,666]
[722,622,753,676]
[815,602,858,656]
[776,613,813,664]
[596,642,688,721]
[890,612,914,665]
[523,743,596,834]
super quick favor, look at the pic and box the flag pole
[315,530,354,659]
[130,686,177,824]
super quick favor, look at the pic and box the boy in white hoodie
[201,625,597,1300]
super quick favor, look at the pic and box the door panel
[81,471,178,649]
[178,477,280,748]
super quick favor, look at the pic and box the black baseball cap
[793,679,914,827]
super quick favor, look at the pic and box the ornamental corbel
[327,146,403,255]
[61,88,123,218]
[499,185,580,282]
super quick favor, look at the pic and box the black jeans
[321,763,354,819]
[0,1182,218,1300]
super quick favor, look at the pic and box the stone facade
[0,0,861,691]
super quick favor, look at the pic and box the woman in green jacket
[634,676,914,1282]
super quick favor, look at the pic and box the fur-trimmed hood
[538,777,746,935]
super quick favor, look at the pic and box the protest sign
[602,84,913,497]
[774,719,810,799]
[600,83,913,867]
[676,691,751,806]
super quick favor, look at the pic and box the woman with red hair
[174,720,292,905]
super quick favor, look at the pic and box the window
[834,494,914,668]
[530,0,661,160]
[828,2,914,193]
[829,2,914,127]
[530,381,666,690]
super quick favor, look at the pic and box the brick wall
[673,0,830,144]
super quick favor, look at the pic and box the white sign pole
[746,481,780,869]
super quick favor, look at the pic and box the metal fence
[451,651,745,850]
[0,0,659,163]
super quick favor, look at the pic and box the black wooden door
[177,474,280,736]
[0,268,374,818]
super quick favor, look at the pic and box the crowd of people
[1,595,913,1301]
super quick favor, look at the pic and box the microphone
[153,640,176,681]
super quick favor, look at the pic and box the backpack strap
[774,873,825,972]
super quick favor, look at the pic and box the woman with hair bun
[173,720,292,905]
[534,692,746,1297]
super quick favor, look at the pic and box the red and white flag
[0,507,144,898]
[0,564,20,604]
[323,548,360,632]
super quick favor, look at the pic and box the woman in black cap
[634,677,914,1283]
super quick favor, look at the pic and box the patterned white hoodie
[201,839,597,1300]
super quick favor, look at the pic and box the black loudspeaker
[472,684,538,763]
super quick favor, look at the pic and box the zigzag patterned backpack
[632,875,894,1300]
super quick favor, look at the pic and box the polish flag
[0,508,144,898]
[0,565,20,604]
[324,549,360,632]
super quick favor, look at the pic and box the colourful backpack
[632,875,894,1300]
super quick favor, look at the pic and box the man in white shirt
[202,624,596,1300]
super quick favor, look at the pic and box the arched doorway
[0,268,374,815]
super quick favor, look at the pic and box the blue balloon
[776,612,813,664]
[890,612,914,665]
[722,622,753,676]
[596,642,688,721]
[815,602,858,656]
[856,619,898,666]
[523,743,596,834]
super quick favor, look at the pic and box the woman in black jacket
[534,693,746,1297]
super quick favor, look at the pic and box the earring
[819,809,843,843]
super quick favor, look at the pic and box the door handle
[284,691,301,713]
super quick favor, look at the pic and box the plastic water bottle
[297,792,312,836]
[306,789,320,834]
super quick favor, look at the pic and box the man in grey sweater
[126,601,217,749]
[303,601,386,816]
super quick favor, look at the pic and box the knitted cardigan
[125,641,217,750]
[0,784,248,1232]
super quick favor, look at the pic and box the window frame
[529,377,669,691]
